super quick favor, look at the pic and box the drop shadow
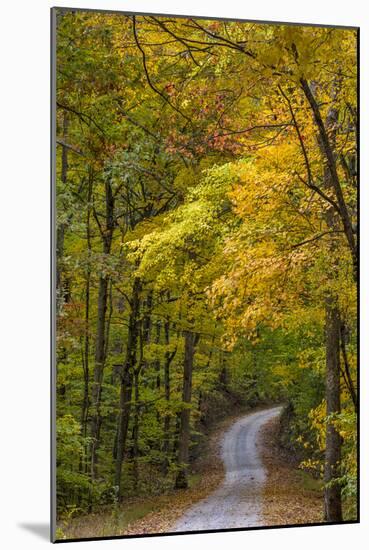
[18,523,50,541]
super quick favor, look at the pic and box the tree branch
[299,77,357,275]
[132,16,193,125]
[56,138,85,156]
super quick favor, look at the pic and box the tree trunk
[140,290,152,389]
[132,369,140,492]
[114,364,133,498]
[90,176,115,479]
[81,170,93,473]
[155,321,161,392]
[175,330,199,489]
[324,298,343,522]
[162,317,176,475]
[219,350,229,389]
[56,112,69,312]
[131,289,152,489]
[339,321,357,412]
[311,94,349,523]
[154,320,162,425]
[56,113,70,400]
[90,275,109,479]
[114,277,141,500]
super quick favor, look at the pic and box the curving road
[173,406,282,532]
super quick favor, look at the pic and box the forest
[54,9,358,540]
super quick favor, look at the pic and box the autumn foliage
[54,9,357,539]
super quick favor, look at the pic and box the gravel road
[172,406,283,532]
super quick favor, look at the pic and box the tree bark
[324,298,343,522]
[90,176,115,479]
[175,330,199,489]
[219,350,229,389]
[81,169,93,473]
[162,317,177,475]
[132,369,140,492]
[297,74,357,521]
[114,364,133,498]
[131,289,152,488]
[340,321,357,412]
[114,277,141,500]
[56,113,70,400]
[90,275,109,479]
[56,112,69,312]
[155,320,161,392]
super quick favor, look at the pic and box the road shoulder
[122,412,237,535]
[260,415,323,526]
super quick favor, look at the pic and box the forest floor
[60,406,324,540]
[261,415,323,526]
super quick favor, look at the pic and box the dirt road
[173,406,283,532]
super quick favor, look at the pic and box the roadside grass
[56,500,157,540]
[296,469,324,493]
[58,468,223,540]
[57,413,232,540]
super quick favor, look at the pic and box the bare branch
[56,138,85,156]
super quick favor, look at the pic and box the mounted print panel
[51,7,358,542]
